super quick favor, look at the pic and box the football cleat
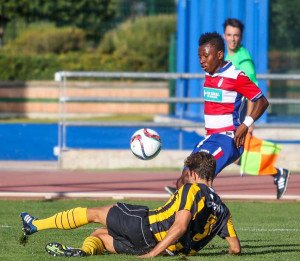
[45,242,86,257]
[20,212,38,235]
[164,186,177,196]
[276,168,290,200]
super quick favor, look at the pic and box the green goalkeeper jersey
[225,46,258,86]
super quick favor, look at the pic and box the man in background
[223,18,290,199]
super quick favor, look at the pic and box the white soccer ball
[130,128,162,160]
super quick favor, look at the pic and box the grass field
[1,199,299,261]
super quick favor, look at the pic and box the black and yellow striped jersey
[148,183,236,256]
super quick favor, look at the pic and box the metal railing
[55,71,300,80]
[55,71,300,165]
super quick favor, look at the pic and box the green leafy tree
[269,0,300,50]
[98,14,176,71]
[0,0,117,47]
[113,0,175,21]
[0,0,39,47]
[38,0,117,43]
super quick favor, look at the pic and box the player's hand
[234,124,248,148]
[138,252,155,258]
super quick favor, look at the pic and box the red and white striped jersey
[203,62,263,135]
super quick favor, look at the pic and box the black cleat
[20,212,38,235]
[164,186,177,196]
[276,168,290,200]
[45,242,86,257]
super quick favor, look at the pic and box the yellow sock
[32,207,88,231]
[80,236,104,256]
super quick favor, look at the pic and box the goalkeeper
[21,152,241,258]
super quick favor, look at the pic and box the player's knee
[90,228,107,238]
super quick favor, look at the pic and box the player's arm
[247,95,269,122]
[239,57,258,135]
[235,95,268,148]
[246,100,255,134]
[138,210,192,258]
[225,236,241,254]
[234,73,269,148]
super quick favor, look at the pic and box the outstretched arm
[225,236,241,254]
[234,95,269,148]
[246,100,255,135]
[138,210,192,258]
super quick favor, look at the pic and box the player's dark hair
[198,32,225,53]
[184,152,216,181]
[223,18,244,35]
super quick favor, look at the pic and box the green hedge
[97,14,176,71]
[0,54,58,80]
[4,24,86,55]
[0,15,176,80]
[0,52,149,80]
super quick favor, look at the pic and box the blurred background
[0,0,299,167]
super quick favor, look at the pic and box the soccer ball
[130,128,162,160]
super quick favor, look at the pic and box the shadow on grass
[195,242,300,257]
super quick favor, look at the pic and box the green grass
[1,199,300,260]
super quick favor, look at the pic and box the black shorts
[107,203,157,255]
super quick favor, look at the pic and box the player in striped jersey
[146,152,240,257]
[167,32,269,192]
[20,152,241,257]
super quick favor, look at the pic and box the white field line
[0,192,299,201]
[237,228,300,232]
[1,225,299,232]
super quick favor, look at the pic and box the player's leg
[273,168,290,199]
[164,136,211,195]
[21,204,114,235]
[165,134,241,195]
[45,228,112,257]
[184,133,242,175]
[86,205,113,226]
[90,228,116,254]
[207,133,243,175]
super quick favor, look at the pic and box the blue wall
[0,124,204,160]
[0,124,296,161]
[176,0,269,123]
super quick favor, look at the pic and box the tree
[0,0,38,47]
[38,0,117,43]
[269,0,300,50]
[0,0,117,47]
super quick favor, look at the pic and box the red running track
[0,169,299,201]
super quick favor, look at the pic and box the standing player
[165,32,269,194]
[223,18,290,199]
[20,152,241,257]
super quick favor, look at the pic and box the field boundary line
[0,192,299,201]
